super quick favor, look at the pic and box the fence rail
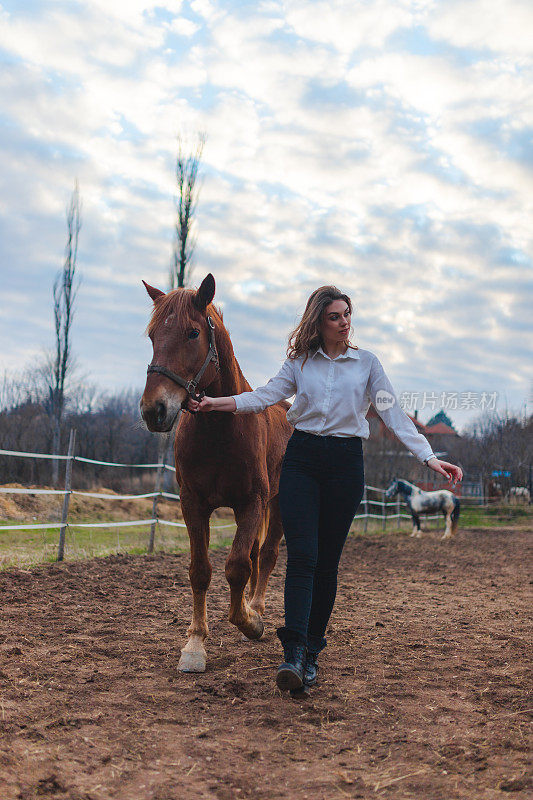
[0,432,233,559]
[0,447,176,470]
[0,433,485,561]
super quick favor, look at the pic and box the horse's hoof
[240,627,265,642]
[239,615,265,641]
[178,650,206,673]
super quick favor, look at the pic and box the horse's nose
[140,399,167,431]
[155,401,166,426]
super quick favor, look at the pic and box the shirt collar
[311,345,360,361]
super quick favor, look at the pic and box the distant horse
[507,487,531,505]
[140,274,292,673]
[385,479,460,539]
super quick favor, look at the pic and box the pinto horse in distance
[385,479,460,540]
[140,274,292,673]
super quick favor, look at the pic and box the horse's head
[140,273,219,432]
[384,480,398,499]
[396,479,414,497]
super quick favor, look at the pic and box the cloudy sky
[1,0,532,431]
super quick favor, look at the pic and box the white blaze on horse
[385,479,460,540]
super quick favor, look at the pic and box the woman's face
[321,299,351,343]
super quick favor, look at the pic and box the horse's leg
[178,497,212,673]
[250,496,283,617]
[248,538,260,600]
[442,507,452,539]
[226,498,266,640]
[411,512,422,537]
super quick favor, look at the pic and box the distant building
[425,410,454,428]
[366,406,460,453]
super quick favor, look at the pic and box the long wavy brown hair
[287,285,357,366]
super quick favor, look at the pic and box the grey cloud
[301,79,367,110]
[387,25,494,67]
[467,117,533,168]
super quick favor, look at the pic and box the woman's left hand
[426,458,463,486]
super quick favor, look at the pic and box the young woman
[187,286,463,695]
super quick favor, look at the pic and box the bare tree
[169,133,205,289]
[0,369,30,411]
[161,135,205,490]
[46,181,82,484]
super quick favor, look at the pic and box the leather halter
[147,315,220,407]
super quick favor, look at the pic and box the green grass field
[0,518,238,570]
[0,503,530,571]
[352,502,532,534]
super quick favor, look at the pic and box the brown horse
[140,274,292,672]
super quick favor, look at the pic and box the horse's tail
[451,497,460,535]
[258,504,270,547]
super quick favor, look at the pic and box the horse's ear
[143,281,165,303]
[193,273,216,312]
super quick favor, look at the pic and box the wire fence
[0,429,236,561]
[0,429,486,562]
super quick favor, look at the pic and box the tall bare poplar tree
[46,181,81,485]
[161,136,205,490]
[169,133,205,289]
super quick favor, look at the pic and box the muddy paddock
[0,527,531,800]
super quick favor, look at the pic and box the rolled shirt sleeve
[367,355,435,463]
[232,358,297,414]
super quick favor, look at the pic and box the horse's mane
[398,479,420,493]
[147,289,224,338]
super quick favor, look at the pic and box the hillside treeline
[365,412,532,493]
[453,412,532,492]
[0,374,531,494]
[0,380,159,491]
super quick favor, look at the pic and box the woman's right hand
[186,396,237,413]
[187,396,215,413]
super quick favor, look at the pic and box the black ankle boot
[303,651,319,687]
[276,642,306,691]
[289,650,319,698]
[276,627,306,692]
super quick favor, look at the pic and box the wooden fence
[0,429,486,561]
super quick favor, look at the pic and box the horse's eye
[188,329,200,340]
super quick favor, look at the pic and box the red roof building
[366,405,460,454]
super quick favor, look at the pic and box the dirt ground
[0,527,531,800]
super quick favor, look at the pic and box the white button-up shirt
[232,346,434,463]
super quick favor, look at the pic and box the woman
[187,286,463,695]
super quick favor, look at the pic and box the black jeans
[278,428,365,653]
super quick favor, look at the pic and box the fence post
[57,428,76,562]
[396,494,400,529]
[148,437,165,554]
[382,490,387,531]
[363,485,368,533]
